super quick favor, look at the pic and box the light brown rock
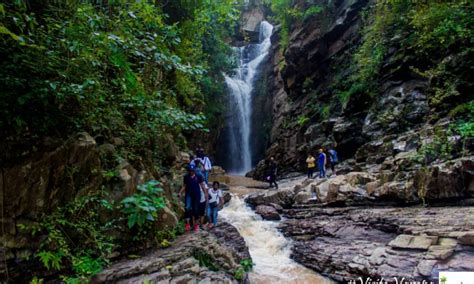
[389,235,438,250]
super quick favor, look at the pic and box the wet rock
[256,205,281,221]
[211,166,226,176]
[222,191,232,205]
[246,188,295,208]
[268,203,284,212]
[93,222,249,283]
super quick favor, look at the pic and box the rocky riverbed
[246,174,474,283]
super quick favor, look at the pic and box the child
[207,181,224,228]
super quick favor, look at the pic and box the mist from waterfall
[224,21,273,175]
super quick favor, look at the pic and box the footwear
[194,224,199,232]
[207,223,214,229]
[185,223,191,232]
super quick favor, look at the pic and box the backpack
[329,150,338,163]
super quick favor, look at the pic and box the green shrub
[120,180,166,229]
[18,193,116,280]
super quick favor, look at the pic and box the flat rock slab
[389,234,438,250]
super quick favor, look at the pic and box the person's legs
[204,171,209,184]
[191,196,201,232]
[184,195,192,231]
[271,175,278,189]
[319,163,324,178]
[212,206,218,225]
[199,202,206,228]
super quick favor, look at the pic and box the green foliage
[240,259,253,272]
[193,250,220,271]
[264,0,323,50]
[121,180,165,229]
[234,267,245,281]
[453,100,474,139]
[19,193,116,280]
[155,221,185,248]
[414,128,454,165]
[0,0,238,165]
[297,115,310,126]
[233,258,253,281]
[331,0,473,115]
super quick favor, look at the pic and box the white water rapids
[224,21,273,175]
[220,185,332,283]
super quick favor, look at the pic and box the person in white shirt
[202,155,212,184]
[207,181,224,228]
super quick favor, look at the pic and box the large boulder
[255,205,281,221]
[416,156,474,201]
[315,172,375,204]
[246,188,295,208]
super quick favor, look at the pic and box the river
[219,178,332,283]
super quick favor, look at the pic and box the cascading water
[220,185,332,283]
[224,21,273,175]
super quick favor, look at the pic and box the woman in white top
[207,181,224,228]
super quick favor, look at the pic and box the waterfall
[224,21,273,175]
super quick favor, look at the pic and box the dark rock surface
[255,205,281,220]
[245,174,474,282]
[93,222,250,284]
[279,206,474,282]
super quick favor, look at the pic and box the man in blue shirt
[318,148,327,178]
[178,165,208,232]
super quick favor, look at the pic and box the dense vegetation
[0,0,239,168]
[1,0,241,282]
[345,0,473,138]
[267,0,473,141]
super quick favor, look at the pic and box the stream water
[220,184,332,283]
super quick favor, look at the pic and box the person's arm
[218,191,224,206]
[178,184,185,197]
[201,182,209,204]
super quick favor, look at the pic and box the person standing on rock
[306,153,316,179]
[318,148,327,178]
[328,147,339,176]
[178,164,208,232]
[207,181,224,229]
[202,154,212,185]
[267,157,278,189]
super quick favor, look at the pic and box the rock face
[0,132,183,281]
[253,0,473,199]
[279,206,474,282]
[93,222,251,283]
[0,133,103,278]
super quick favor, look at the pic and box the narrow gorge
[1,0,473,283]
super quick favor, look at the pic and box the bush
[120,180,166,229]
[18,193,116,280]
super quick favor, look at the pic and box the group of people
[306,147,338,179]
[178,145,224,232]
